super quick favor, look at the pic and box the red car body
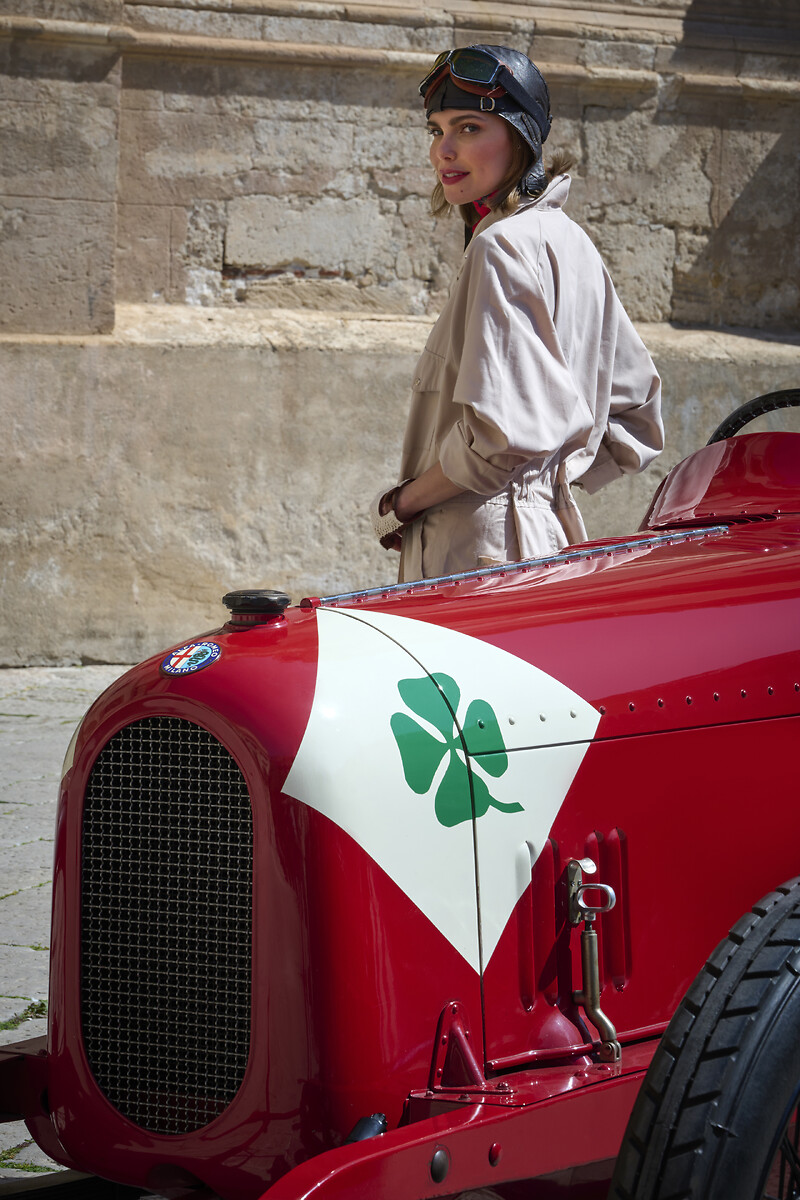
[2,429,800,1200]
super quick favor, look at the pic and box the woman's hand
[371,482,412,552]
[376,486,410,551]
[380,530,404,552]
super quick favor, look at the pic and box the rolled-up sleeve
[577,305,663,494]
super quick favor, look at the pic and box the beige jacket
[397,175,663,582]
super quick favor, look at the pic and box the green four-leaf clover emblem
[390,673,522,828]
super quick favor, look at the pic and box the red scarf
[472,200,492,230]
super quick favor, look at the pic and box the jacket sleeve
[438,230,595,496]
[576,300,663,495]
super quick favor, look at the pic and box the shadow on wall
[673,0,800,331]
[683,0,800,34]
[670,119,799,330]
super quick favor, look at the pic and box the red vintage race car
[2,392,800,1200]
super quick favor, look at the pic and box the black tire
[707,389,800,444]
[610,877,800,1200]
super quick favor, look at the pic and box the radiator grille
[81,716,253,1135]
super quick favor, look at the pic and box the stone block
[181,199,226,272]
[0,38,119,107]
[0,886,52,948]
[0,95,118,202]
[351,120,430,179]
[526,34,583,67]
[0,664,126,721]
[738,51,800,82]
[582,106,714,230]
[673,226,800,330]
[371,164,436,201]
[0,196,115,333]
[545,110,583,160]
[0,1117,60,1173]
[127,3,446,52]
[0,0,121,18]
[119,77,424,217]
[577,95,797,329]
[118,108,266,205]
[712,126,787,227]
[142,58,414,120]
[0,842,52,893]
[0,807,52,851]
[226,194,395,277]
[0,39,119,333]
[703,121,799,328]
[653,43,740,79]
[584,219,675,321]
[116,202,172,303]
[0,945,49,1000]
[580,37,658,72]
[129,4,267,43]
[259,12,447,52]
[254,115,356,179]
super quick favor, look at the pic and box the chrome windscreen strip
[302,525,730,608]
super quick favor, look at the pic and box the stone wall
[0,0,798,664]
[2,0,799,334]
[2,308,798,666]
[0,19,121,333]
[114,0,800,330]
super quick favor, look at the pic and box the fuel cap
[222,589,291,625]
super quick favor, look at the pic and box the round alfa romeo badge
[161,641,221,676]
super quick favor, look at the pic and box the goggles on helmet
[419,46,552,143]
[419,48,506,103]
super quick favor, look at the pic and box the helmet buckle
[479,96,496,111]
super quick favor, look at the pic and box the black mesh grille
[81,716,253,1135]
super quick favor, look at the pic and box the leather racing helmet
[421,45,552,197]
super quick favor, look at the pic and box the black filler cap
[223,589,291,626]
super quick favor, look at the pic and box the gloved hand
[370,480,414,551]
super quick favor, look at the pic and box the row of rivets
[603,682,799,716]
[473,711,579,729]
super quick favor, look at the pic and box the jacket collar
[469,173,571,241]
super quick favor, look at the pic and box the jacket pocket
[411,347,444,395]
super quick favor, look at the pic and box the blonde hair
[430,128,575,225]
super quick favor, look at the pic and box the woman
[371,45,664,583]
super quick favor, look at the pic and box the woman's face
[427,108,515,206]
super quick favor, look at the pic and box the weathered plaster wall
[0,0,798,664]
[2,307,799,666]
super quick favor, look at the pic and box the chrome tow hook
[568,857,621,1063]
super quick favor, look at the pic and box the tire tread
[609,877,800,1200]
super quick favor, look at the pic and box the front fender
[259,1049,654,1200]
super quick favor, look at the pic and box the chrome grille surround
[81,716,253,1135]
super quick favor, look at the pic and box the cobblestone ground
[0,665,128,1184]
